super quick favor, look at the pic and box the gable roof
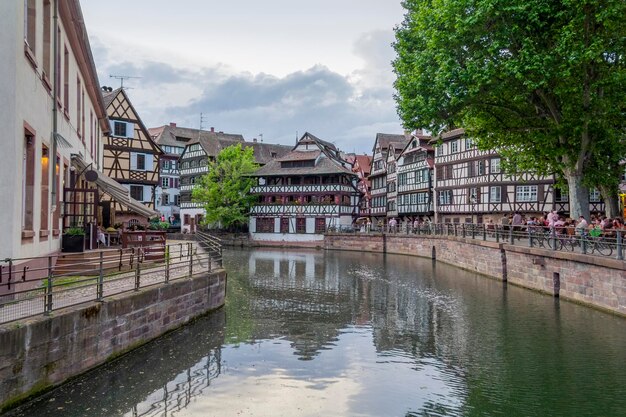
[150,124,244,149]
[102,88,163,155]
[241,142,292,165]
[252,132,354,177]
[373,133,411,153]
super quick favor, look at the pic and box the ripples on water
[5,248,626,417]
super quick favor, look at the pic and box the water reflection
[6,248,626,417]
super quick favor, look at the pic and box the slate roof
[276,150,321,162]
[375,133,411,151]
[150,124,244,149]
[252,132,354,177]
[253,156,354,177]
[102,88,120,108]
[241,142,292,165]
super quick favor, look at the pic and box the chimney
[170,122,177,127]
[210,127,214,132]
[253,138,257,142]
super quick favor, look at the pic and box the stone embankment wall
[325,233,625,316]
[0,270,227,411]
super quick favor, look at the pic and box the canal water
[5,248,626,417]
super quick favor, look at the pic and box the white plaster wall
[1,2,104,260]
[180,207,205,233]
[250,233,324,243]
[0,1,19,260]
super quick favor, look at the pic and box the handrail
[0,237,223,324]
[328,222,624,261]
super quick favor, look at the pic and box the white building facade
[0,0,109,261]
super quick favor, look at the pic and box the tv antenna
[109,74,142,89]
[200,113,209,130]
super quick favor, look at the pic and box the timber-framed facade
[433,129,558,223]
[369,133,410,224]
[397,132,435,221]
[249,132,359,244]
[101,88,162,226]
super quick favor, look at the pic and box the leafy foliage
[393,0,626,217]
[192,144,259,228]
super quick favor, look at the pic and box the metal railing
[328,223,625,261]
[0,235,223,324]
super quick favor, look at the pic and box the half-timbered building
[101,88,162,227]
[369,133,410,225]
[149,123,197,224]
[433,129,558,223]
[397,132,435,221]
[249,132,359,244]
[177,127,291,233]
[178,129,244,233]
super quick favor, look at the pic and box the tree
[393,0,626,218]
[192,144,259,229]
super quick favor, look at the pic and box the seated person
[97,226,107,246]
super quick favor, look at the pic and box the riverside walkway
[0,235,222,324]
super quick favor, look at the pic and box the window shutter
[109,120,115,133]
[537,184,545,202]
[130,153,137,170]
[125,122,134,138]
[468,162,475,177]
[144,185,152,203]
[503,186,508,202]
[147,154,154,171]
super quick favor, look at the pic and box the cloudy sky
[81,0,406,154]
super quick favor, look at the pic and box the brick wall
[325,234,625,316]
[0,270,227,411]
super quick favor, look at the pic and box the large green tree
[393,0,626,218]
[192,144,259,229]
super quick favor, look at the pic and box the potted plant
[62,227,85,253]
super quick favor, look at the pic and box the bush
[64,227,85,236]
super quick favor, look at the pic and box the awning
[72,155,159,218]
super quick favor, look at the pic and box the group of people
[496,211,625,237]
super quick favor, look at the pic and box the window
[374,160,383,171]
[387,200,396,211]
[438,190,452,205]
[296,218,306,234]
[516,185,537,202]
[450,140,459,153]
[387,181,396,193]
[465,138,474,149]
[162,177,169,188]
[162,194,170,205]
[76,78,82,135]
[63,46,69,110]
[490,186,501,203]
[256,217,274,233]
[315,218,326,234]
[24,0,36,51]
[174,195,179,206]
[468,187,480,204]
[388,163,396,174]
[112,121,132,138]
[183,214,190,225]
[130,185,144,201]
[280,217,289,233]
[398,173,407,186]
[136,154,145,170]
[589,188,601,202]
[131,153,151,171]
[22,130,36,232]
[40,145,50,232]
[555,188,569,202]
[417,192,428,204]
[43,1,51,76]
[490,158,501,173]
[477,160,485,176]
[436,145,443,156]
